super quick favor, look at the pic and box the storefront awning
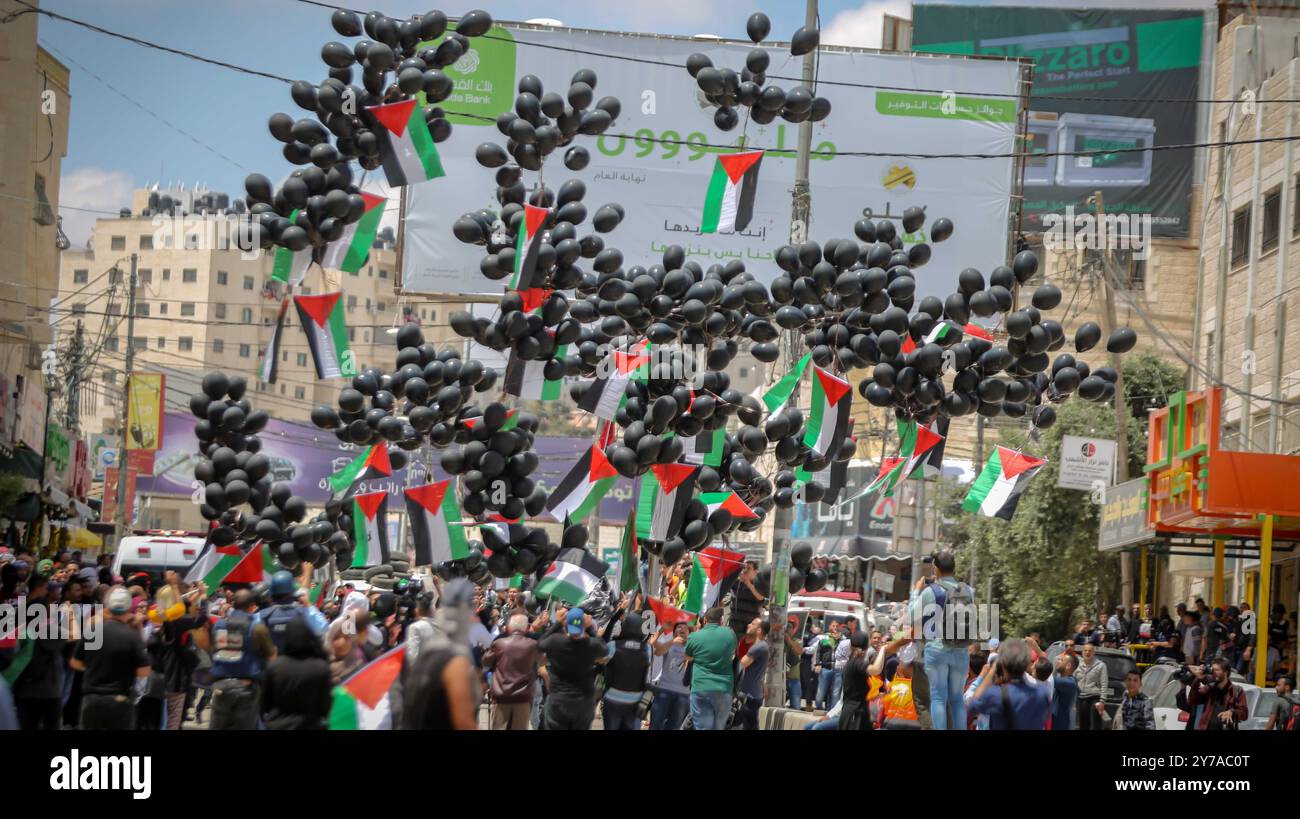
[796,535,909,562]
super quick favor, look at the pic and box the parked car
[1047,641,1136,718]
[1142,660,1269,729]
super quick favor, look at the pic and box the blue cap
[566,607,585,636]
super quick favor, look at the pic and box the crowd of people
[1,543,1296,731]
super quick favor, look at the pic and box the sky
[37,0,932,245]
[39,0,1215,245]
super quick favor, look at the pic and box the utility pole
[114,255,138,547]
[1091,193,1132,599]
[765,0,818,708]
[64,321,85,432]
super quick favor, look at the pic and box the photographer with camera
[1186,656,1248,730]
[403,591,438,664]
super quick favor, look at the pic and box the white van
[788,591,891,636]
[111,531,207,583]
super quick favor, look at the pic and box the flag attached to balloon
[578,343,651,422]
[803,366,852,459]
[535,546,608,605]
[405,479,469,566]
[270,208,312,285]
[646,462,698,542]
[762,351,811,414]
[321,191,386,275]
[328,444,392,499]
[701,150,763,234]
[367,98,445,187]
[545,445,618,523]
[510,203,549,291]
[504,339,567,400]
[961,446,1046,520]
[259,297,289,384]
[350,491,390,568]
[295,292,355,379]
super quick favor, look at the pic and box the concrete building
[58,188,461,530]
[0,0,71,452]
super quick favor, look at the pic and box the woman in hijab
[261,618,332,730]
[327,616,365,686]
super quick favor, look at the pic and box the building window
[109,267,122,284]
[71,303,86,316]
[139,235,153,250]
[280,384,287,395]
[185,234,200,250]
[347,295,357,311]
[294,387,306,400]
[138,269,152,284]
[159,302,168,315]
[378,268,389,279]
[348,327,356,342]
[181,302,196,316]
[217,271,228,286]
[1084,248,1146,290]
[296,353,307,367]
[238,307,251,323]
[179,337,193,351]
[157,337,166,349]
[365,298,372,313]
[182,268,197,283]
[34,173,55,225]
[1262,187,1281,252]
[243,276,254,290]
[377,301,386,312]
[108,304,121,316]
[282,349,288,362]
[239,344,251,358]
[136,302,149,317]
[130,337,147,351]
[215,304,227,319]
[212,339,224,353]
[102,371,117,385]
[110,236,126,251]
[73,269,88,284]
[106,337,119,352]
[740,367,749,378]
[162,268,171,281]
[363,330,370,342]
[300,286,311,295]
[1231,206,1251,267]
[429,308,437,322]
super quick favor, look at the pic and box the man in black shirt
[538,607,607,730]
[70,587,151,730]
[11,574,65,730]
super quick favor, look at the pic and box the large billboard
[404,24,1021,304]
[913,5,1205,238]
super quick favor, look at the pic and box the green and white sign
[404,23,1021,302]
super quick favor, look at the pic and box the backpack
[1284,696,1300,731]
[929,580,977,648]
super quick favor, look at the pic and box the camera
[1176,663,1202,686]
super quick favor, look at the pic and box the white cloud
[822,0,912,50]
[59,167,135,248]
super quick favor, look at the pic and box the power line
[16,3,1300,162]
[0,190,123,216]
[39,42,256,174]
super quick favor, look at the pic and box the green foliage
[946,351,1186,640]
[0,473,24,514]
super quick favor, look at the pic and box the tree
[944,351,1184,639]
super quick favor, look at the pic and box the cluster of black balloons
[685,11,830,131]
[309,323,497,451]
[440,402,549,524]
[751,542,829,599]
[475,69,620,175]
[188,372,329,570]
[452,178,625,285]
[242,8,495,270]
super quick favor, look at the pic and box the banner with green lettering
[913,5,1206,238]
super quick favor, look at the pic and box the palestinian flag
[700,490,757,522]
[328,445,393,498]
[367,98,445,187]
[327,645,405,730]
[803,366,852,459]
[634,469,656,541]
[860,456,906,500]
[259,297,290,383]
[701,150,763,234]
[271,209,312,285]
[963,323,994,341]
[682,546,746,615]
[405,479,469,566]
[897,419,945,480]
[295,292,355,379]
[509,204,549,291]
[646,597,694,632]
[184,542,244,588]
[647,462,698,541]
[462,409,519,432]
[578,343,651,422]
[684,425,725,467]
[544,445,618,523]
[504,342,567,400]
[322,192,386,274]
[916,416,948,479]
[535,547,608,605]
[763,351,811,413]
[618,510,639,594]
[961,446,1047,520]
[350,491,390,568]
